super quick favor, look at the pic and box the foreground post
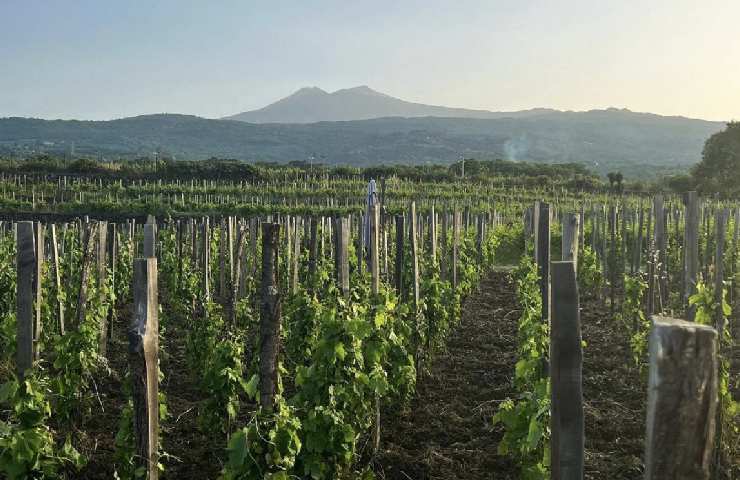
[550,261,584,480]
[260,223,281,411]
[16,221,35,378]
[335,217,350,298]
[645,316,718,480]
[130,257,159,480]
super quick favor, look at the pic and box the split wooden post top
[645,316,718,480]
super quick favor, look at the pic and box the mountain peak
[290,86,328,97]
[223,85,560,124]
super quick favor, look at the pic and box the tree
[606,172,624,193]
[692,122,740,197]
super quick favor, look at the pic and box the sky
[1,0,738,121]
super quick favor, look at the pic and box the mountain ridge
[0,110,724,178]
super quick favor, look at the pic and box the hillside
[224,86,557,123]
[0,110,724,177]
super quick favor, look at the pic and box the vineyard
[0,171,737,480]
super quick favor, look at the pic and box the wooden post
[77,222,96,328]
[259,223,281,412]
[561,213,579,271]
[97,221,109,355]
[684,192,700,320]
[369,204,380,296]
[430,204,437,265]
[714,209,727,332]
[228,217,235,290]
[655,197,667,311]
[334,217,350,298]
[409,202,419,308]
[645,316,718,480]
[107,223,117,345]
[440,211,448,282]
[16,221,35,378]
[476,214,484,264]
[651,196,666,313]
[219,220,227,299]
[291,217,300,294]
[50,224,65,335]
[236,223,248,301]
[34,222,44,360]
[130,257,159,480]
[143,223,156,259]
[550,261,584,480]
[453,210,460,289]
[249,217,258,279]
[535,202,551,321]
[356,214,365,277]
[202,218,211,303]
[176,220,183,291]
[633,204,644,274]
[394,215,405,297]
[609,205,617,314]
[308,217,318,287]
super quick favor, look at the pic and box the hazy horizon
[1,0,738,122]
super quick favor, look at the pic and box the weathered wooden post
[714,209,728,332]
[430,204,437,265]
[369,204,380,296]
[440,210,449,281]
[409,202,420,308]
[308,217,318,287]
[96,221,109,355]
[534,202,551,322]
[77,222,96,328]
[219,219,227,299]
[130,257,159,480]
[334,217,350,298]
[356,214,365,277]
[33,222,44,360]
[684,192,700,320]
[633,204,644,274]
[50,224,65,335]
[550,261,584,480]
[201,218,211,302]
[654,196,667,311]
[143,222,156,259]
[609,205,617,313]
[16,221,35,378]
[249,217,259,279]
[645,316,718,480]
[453,210,460,289]
[394,215,405,297]
[291,217,301,294]
[259,223,281,412]
[107,223,117,344]
[561,213,579,271]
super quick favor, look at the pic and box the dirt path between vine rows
[374,269,520,480]
[374,270,652,480]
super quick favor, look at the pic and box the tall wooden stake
[130,257,159,480]
[259,223,281,412]
[550,261,584,480]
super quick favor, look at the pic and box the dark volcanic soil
[375,272,649,480]
[374,270,519,480]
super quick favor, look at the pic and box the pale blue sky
[1,0,738,121]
